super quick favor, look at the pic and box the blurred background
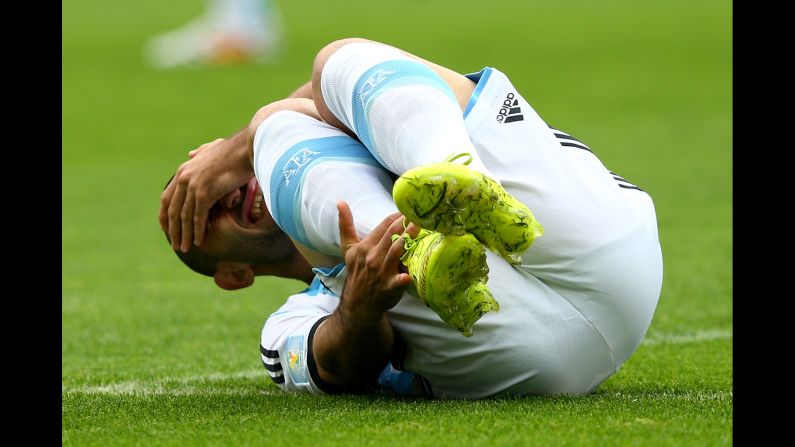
[63,0,731,441]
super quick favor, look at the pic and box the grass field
[62,0,732,445]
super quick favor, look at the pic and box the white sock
[320,42,493,177]
[252,110,398,256]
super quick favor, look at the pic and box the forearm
[288,81,313,99]
[305,205,410,391]
[312,310,394,390]
[223,127,256,172]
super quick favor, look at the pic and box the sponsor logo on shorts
[496,92,524,123]
[288,350,300,370]
[284,335,309,385]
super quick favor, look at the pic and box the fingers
[189,138,224,158]
[180,193,196,252]
[343,209,407,267]
[374,215,406,255]
[383,232,407,269]
[386,251,412,291]
[339,205,411,288]
[159,178,177,232]
[404,222,421,238]
[360,211,403,247]
[337,201,359,255]
[393,272,412,287]
[164,137,242,250]
[383,272,412,295]
[193,198,209,247]
[387,219,420,288]
[167,181,187,251]
[381,219,414,293]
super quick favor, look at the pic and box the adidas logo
[496,92,524,123]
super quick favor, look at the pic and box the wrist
[335,302,387,333]
[225,129,252,169]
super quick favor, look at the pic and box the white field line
[641,328,732,346]
[602,389,732,402]
[62,369,274,396]
[63,329,732,396]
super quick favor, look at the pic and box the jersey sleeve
[259,277,342,394]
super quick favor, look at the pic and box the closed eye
[204,204,223,236]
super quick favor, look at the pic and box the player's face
[199,177,294,264]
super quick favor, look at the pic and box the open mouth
[242,177,264,225]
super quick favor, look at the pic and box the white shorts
[387,67,662,397]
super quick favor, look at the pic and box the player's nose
[220,189,242,208]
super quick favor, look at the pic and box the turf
[62,0,732,445]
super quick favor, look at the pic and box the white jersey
[257,67,662,398]
[259,266,431,395]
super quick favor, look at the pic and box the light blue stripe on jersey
[351,59,458,166]
[311,264,345,279]
[303,276,329,297]
[268,276,339,318]
[269,135,383,251]
[463,67,493,119]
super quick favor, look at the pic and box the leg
[311,38,492,176]
[310,39,543,264]
[249,100,498,335]
[248,98,398,258]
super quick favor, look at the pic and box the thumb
[337,201,359,255]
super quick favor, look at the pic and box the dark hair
[163,175,218,277]
[165,232,219,277]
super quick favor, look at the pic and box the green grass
[62,0,732,445]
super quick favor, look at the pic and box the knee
[252,97,314,121]
[312,37,372,81]
[311,37,378,132]
[248,98,318,144]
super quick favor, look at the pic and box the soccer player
[144,0,283,68]
[160,38,663,398]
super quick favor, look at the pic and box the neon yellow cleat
[393,157,543,265]
[396,229,499,337]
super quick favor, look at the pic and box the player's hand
[336,202,412,328]
[159,136,253,252]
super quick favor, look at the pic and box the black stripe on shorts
[260,345,280,359]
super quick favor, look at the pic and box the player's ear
[214,262,254,290]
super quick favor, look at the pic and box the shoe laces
[392,228,430,262]
[445,152,473,166]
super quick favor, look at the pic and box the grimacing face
[198,177,295,268]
